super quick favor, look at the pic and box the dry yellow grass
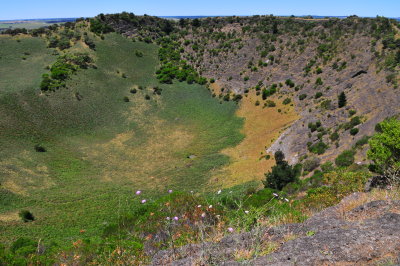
[0,150,52,195]
[209,84,299,188]
[0,211,20,222]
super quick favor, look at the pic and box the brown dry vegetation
[209,83,299,188]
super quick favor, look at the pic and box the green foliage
[282,98,291,105]
[338,91,347,108]
[315,77,323,86]
[89,18,114,34]
[285,79,295,88]
[330,132,339,141]
[40,53,93,91]
[299,94,307,100]
[263,151,300,190]
[315,92,323,99]
[367,118,400,173]
[343,116,362,130]
[262,84,277,100]
[18,210,35,222]
[335,150,355,167]
[348,109,357,116]
[308,141,328,155]
[264,100,276,107]
[350,127,359,135]
[156,37,205,84]
[354,135,370,149]
[301,171,368,211]
[303,157,320,172]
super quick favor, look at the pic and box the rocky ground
[151,192,400,265]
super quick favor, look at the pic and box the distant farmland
[0,18,76,31]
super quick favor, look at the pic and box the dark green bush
[308,141,328,155]
[263,151,300,190]
[18,210,35,222]
[338,91,347,108]
[123,96,130,102]
[350,128,359,135]
[315,92,323,99]
[34,145,46,152]
[282,98,291,105]
[299,94,307,100]
[335,150,355,167]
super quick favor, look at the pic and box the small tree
[338,91,347,108]
[368,118,400,174]
[263,151,300,190]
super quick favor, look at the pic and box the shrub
[350,128,359,135]
[354,135,370,149]
[308,141,328,154]
[285,79,295,88]
[349,109,357,116]
[299,94,307,100]
[335,150,355,167]
[18,210,35,222]
[303,157,321,172]
[301,171,368,211]
[145,95,151,100]
[330,132,339,141]
[135,50,144,57]
[34,145,46,152]
[130,88,137,94]
[316,67,323,74]
[282,98,291,105]
[263,151,300,190]
[123,96,130,102]
[338,91,347,108]
[315,92,323,99]
[243,76,249,81]
[315,77,323,86]
[265,100,276,107]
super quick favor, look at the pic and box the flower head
[273,193,278,197]
[136,190,141,195]
[141,199,147,204]
[173,216,179,221]
[166,217,170,220]
[284,198,289,202]
[244,210,249,214]
[208,205,213,209]
[197,205,202,208]
[217,190,222,194]
[228,227,234,233]
[168,189,173,193]
[201,212,206,218]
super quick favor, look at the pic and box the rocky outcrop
[151,193,400,265]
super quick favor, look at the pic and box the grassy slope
[0,33,243,244]
[0,35,55,94]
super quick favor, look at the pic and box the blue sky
[1,0,399,20]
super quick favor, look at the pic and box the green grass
[0,33,244,245]
[0,35,56,93]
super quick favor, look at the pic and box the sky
[1,0,399,20]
